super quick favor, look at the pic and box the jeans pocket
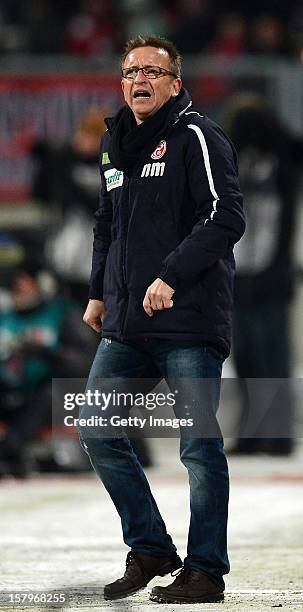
[205,345,225,366]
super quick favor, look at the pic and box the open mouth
[133,91,151,99]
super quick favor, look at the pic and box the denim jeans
[78,338,229,589]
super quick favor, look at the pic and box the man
[226,93,300,455]
[80,35,245,604]
[0,257,94,477]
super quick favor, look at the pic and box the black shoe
[150,567,224,604]
[0,439,28,479]
[104,550,182,600]
[259,438,294,456]
[227,438,260,455]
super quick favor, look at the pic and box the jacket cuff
[158,267,179,290]
[88,288,103,301]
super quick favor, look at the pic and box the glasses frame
[121,65,178,80]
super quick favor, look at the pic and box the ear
[172,77,182,97]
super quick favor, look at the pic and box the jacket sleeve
[159,120,245,288]
[88,159,113,300]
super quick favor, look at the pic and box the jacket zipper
[120,176,130,339]
[119,130,174,339]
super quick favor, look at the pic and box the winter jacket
[233,146,299,306]
[89,89,245,357]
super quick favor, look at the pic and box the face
[13,273,40,310]
[121,46,182,124]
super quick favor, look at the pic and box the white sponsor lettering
[141,162,165,178]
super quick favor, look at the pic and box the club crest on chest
[151,140,167,160]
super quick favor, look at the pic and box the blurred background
[1,0,303,478]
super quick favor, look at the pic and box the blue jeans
[78,338,229,589]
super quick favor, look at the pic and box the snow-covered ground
[1,438,303,611]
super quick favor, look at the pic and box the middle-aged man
[80,35,245,604]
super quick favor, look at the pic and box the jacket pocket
[173,280,204,313]
[190,280,204,313]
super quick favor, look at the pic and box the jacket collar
[105,87,192,134]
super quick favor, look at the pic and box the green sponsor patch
[104,168,124,191]
[102,151,110,165]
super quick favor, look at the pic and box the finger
[143,304,153,316]
[152,294,163,310]
[147,290,155,310]
[164,299,174,309]
[158,295,167,310]
[92,322,102,332]
[150,290,163,310]
[143,295,153,316]
[161,295,173,308]
[85,318,102,332]
[144,306,153,317]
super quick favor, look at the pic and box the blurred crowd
[1,0,303,60]
[0,109,103,478]
[0,108,152,478]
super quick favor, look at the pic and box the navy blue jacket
[89,90,245,357]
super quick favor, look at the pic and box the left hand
[143,278,175,317]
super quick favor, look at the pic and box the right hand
[83,299,105,333]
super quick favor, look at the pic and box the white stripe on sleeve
[188,123,219,223]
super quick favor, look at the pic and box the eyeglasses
[121,65,178,80]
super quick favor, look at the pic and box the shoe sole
[104,558,182,601]
[150,592,224,604]
[104,583,148,600]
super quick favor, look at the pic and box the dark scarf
[106,88,188,176]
